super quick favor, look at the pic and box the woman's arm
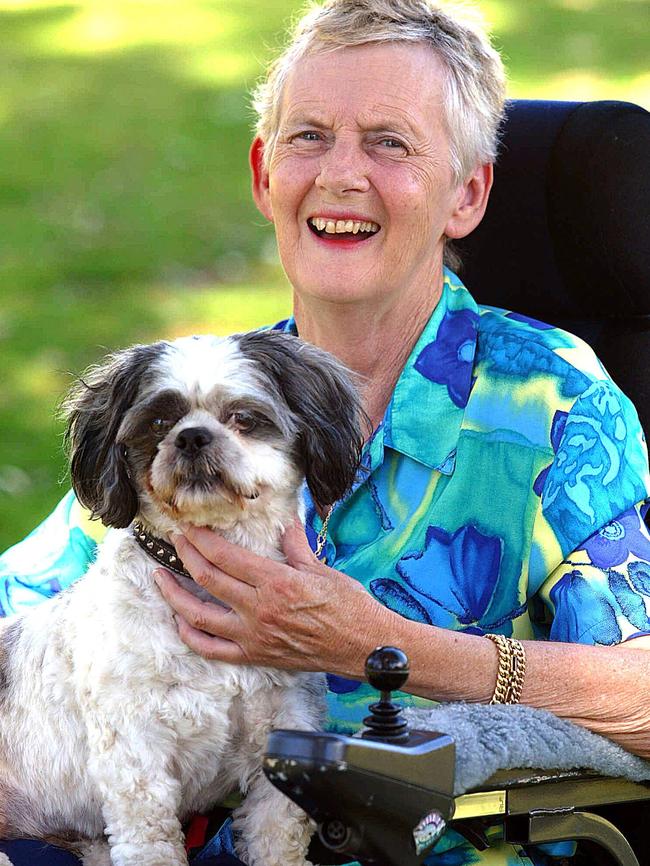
[396,616,650,759]
[0,491,103,616]
[153,519,650,759]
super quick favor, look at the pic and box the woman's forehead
[279,42,447,132]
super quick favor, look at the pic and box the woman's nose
[315,140,371,196]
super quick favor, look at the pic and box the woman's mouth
[307,217,380,242]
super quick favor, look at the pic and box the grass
[0,0,648,549]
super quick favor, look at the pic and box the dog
[0,330,364,866]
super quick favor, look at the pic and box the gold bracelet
[485,633,527,705]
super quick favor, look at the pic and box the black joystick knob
[365,646,410,692]
[362,646,410,744]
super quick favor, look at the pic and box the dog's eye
[231,411,257,433]
[151,418,172,435]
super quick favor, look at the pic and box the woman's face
[253,42,487,310]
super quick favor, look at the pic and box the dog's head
[63,331,366,530]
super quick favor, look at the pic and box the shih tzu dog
[0,331,364,866]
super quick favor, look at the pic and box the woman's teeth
[309,217,380,235]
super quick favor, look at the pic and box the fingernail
[153,569,166,585]
[170,531,184,546]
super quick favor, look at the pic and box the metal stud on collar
[131,522,192,578]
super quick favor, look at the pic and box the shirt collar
[276,269,479,475]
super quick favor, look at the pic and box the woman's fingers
[170,532,256,604]
[174,616,248,663]
[176,525,277,586]
[153,567,240,639]
[281,515,325,570]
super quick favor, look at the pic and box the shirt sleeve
[539,379,650,558]
[531,376,650,645]
[0,490,107,617]
[538,501,650,645]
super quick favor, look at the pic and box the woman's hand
[153,517,393,676]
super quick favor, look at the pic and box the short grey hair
[252,0,507,186]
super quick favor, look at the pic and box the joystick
[362,646,410,743]
[263,647,457,865]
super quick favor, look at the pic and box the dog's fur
[0,331,364,866]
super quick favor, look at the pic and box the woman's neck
[294,278,443,431]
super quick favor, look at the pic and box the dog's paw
[109,840,188,866]
[80,840,112,866]
[234,828,314,866]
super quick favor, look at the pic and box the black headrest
[456,100,650,436]
[457,99,650,322]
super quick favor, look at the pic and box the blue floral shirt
[2,269,650,865]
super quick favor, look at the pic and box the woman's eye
[380,138,405,150]
[294,131,321,143]
[232,412,257,433]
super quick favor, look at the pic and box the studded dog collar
[131,522,192,578]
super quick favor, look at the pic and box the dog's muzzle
[175,426,214,457]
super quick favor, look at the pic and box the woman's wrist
[377,621,497,704]
[328,593,409,681]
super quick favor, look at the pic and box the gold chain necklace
[314,504,334,560]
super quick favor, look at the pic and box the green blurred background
[0,0,648,550]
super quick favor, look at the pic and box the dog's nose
[175,426,214,455]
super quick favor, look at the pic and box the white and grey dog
[0,331,364,866]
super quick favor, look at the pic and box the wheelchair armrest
[452,768,650,866]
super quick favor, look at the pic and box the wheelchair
[265,98,650,866]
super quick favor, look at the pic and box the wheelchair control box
[263,647,456,866]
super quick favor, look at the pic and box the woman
[2,1,650,864]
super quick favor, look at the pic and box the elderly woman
[1,1,650,864]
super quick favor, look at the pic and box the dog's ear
[238,331,368,506]
[62,343,164,528]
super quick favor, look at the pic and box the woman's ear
[250,137,274,222]
[444,162,493,240]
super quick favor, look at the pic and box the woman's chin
[294,281,388,307]
[288,263,391,306]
